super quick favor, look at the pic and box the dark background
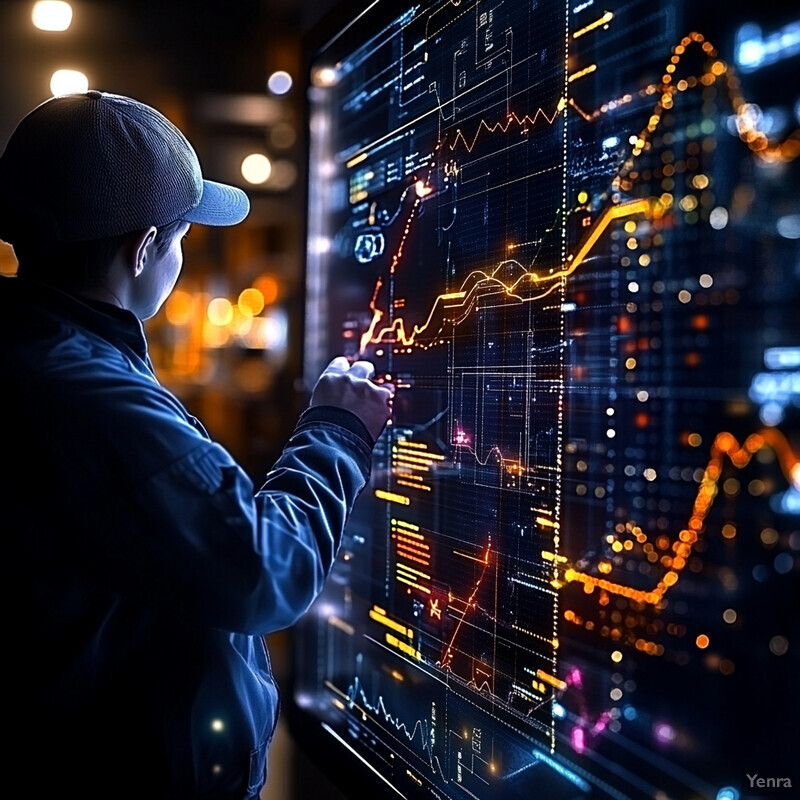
[0,1,349,798]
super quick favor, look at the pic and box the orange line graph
[359,197,653,351]
[609,31,800,167]
[448,99,565,153]
[563,427,800,605]
[439,542,492,670]
[567,31,799,164]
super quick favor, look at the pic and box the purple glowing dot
[654,723,675,743]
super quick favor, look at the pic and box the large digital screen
[292,1,799,798]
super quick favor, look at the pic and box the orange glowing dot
[745,434,764,452]
[165,289,194,326]
[238,287,265,317]
[253,274,279,305]
[675,543,691,559]
[721,524,736,539]
[696,634,710,649]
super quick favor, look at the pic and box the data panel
[293,2,800,798]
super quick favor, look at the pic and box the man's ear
[130,227,157,277]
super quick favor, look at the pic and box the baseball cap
[0,90,250,243]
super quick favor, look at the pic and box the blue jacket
[0,275,373,798]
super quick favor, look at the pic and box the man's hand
[310,357,395,442]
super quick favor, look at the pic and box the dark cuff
[296,405,375,448]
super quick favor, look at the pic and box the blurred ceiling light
[32,1,73,31]
[241,153,272,185]
[50,69,88,96]
[267,70,293,95]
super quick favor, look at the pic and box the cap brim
[182,179,250,226]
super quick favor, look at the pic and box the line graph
[561,427,800,605]
[439,542,493,671]
[448,100,566,154]
[359,198,652,351]
[298,1,800,797]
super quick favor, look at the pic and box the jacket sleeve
[120,402,375,635]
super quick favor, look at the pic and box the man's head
[0,90,249,242]
[0,91,249,317]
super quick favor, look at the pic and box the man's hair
[13,219,185,292]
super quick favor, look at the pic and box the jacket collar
[0,274,150,362]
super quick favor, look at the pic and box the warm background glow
[32,0,72,31]
[50,68,88,96]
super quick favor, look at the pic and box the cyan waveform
[346,674,448,779]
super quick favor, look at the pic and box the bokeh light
[241,153,272,184]
[253,274,279,305]
[207,297,234,327]
[50,69,88,96]
[164,289,194,326]
[267,70,293,95]
[238,287,265,317]
[32,1,73,31]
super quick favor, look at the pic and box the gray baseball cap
[0,90,250,243]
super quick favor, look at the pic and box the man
[0,91,393,798]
